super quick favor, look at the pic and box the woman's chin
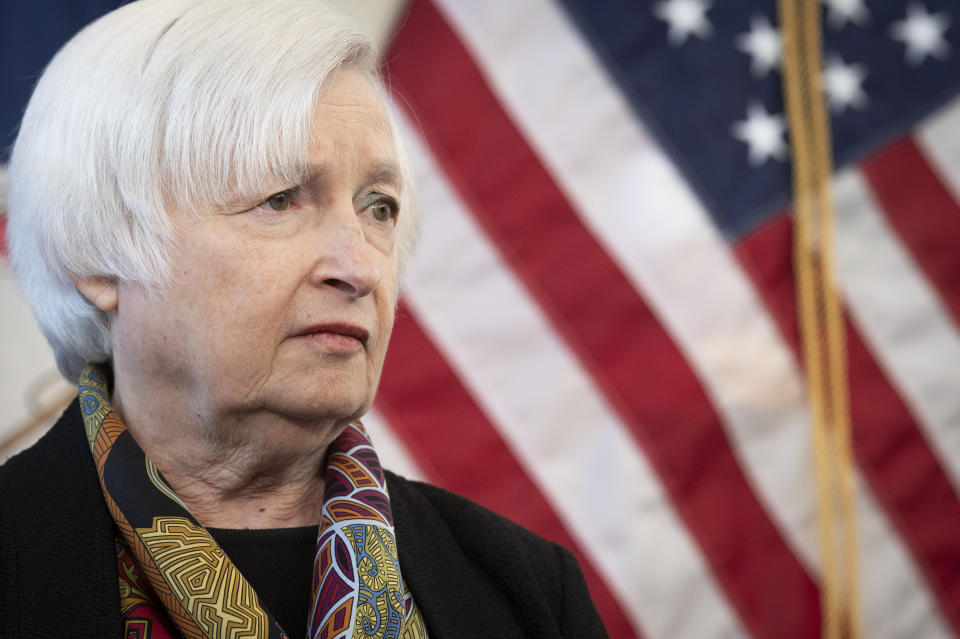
[264,386,371,427]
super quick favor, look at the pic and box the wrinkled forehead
[310,68,398,153]
[169,67,392,210]
[234,69,405,209]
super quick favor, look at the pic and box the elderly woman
[0,0,607,637]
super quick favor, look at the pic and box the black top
[208,526,317,639]
[1,399,609,638]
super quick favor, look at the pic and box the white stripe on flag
[835,169,960,493]
[363,407,428,482]
[857,480,954,639]
[917,96,960,201]
[432,0,819,570]
[395,108,746,639]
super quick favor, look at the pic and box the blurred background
[3,1,960,638]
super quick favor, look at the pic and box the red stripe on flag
[376,304,643,639]
[861,136,960,329]
[1,213,8,261]
[387,3,820,637]
[736,213,960,635]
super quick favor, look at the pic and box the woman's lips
[293,323,368,354]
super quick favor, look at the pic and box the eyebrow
[363,161,403,190]
[299,160,403,192]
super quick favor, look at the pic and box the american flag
[3,1,960,638]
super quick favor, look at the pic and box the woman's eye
[371,201,395,222]
[364,195,398,223]
[261,190,294,211]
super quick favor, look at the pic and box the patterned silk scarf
[78,364,427,639]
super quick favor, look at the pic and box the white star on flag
[736,15,783,77]
[890,3,951,66]
[653,0,713,46]
[731,102,788,166]
[822,0,870,29]
[822,54,869,112]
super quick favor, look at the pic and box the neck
[112,384,346,529]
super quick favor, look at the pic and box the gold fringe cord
[776,1,862,637]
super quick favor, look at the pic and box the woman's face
[110,68,402,428]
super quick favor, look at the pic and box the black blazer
[0,401,608,638]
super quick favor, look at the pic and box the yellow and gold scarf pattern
[78,363,427,639]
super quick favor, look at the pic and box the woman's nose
[308,209,383,298]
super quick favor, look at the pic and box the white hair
[7,0,418,382]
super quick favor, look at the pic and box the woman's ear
[72,275,119,312]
